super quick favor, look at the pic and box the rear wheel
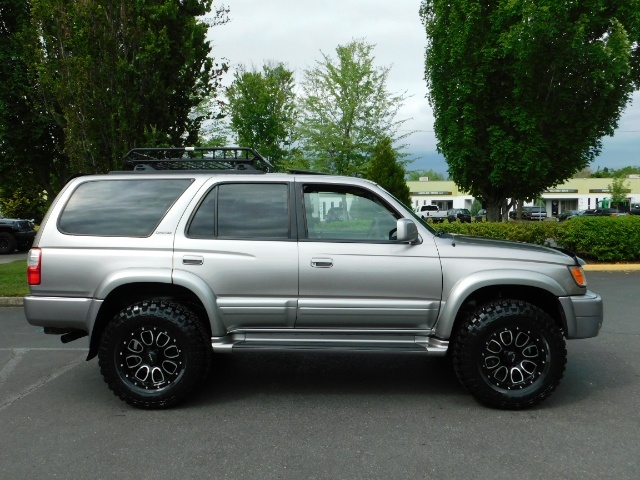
[98,300,211,409]
[452,299,566,409]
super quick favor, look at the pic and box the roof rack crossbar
[122,147,274,173]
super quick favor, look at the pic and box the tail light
[27,248,41,285]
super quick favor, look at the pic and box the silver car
[24,147,603,409]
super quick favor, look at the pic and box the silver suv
[24,147,603,409]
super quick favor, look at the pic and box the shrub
[436,221,560,246]
[554,216,640,262]
[432,217,640,262]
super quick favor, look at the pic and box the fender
[434,268,565,339]
[94,268,173,299]
[90,268,225,339]
[172,269,226,336]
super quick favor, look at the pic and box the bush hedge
[433,216,640,262]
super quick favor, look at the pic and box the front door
[297,183,442,330]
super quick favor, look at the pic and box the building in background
[408,176,640,217]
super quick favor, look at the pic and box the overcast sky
[210,0,640,175]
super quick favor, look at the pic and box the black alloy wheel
[452,299,566,409]
[0,232,17,254]
[98,300,211,409]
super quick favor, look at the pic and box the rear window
[58,179,193,236]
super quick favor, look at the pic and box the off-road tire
[452,299,566,409]
[0,232,17,254]
[98,300,211,409]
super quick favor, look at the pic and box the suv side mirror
[397,218,419,243]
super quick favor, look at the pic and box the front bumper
[559,290,603,339]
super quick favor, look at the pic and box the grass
[0,260,29,297]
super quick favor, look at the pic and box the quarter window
[58,179,192,237]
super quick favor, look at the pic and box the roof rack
[288,169,330,175]
[122,147,274,173]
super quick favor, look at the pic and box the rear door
[296,182,442,330]
[173,179,298,330]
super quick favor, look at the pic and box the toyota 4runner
[24,147,603,409]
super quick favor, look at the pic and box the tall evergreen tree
[367,137,411,207]
[20,0,228,175]
[0,0,69,202]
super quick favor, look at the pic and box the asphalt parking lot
[1,271,639,479]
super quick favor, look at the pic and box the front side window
[303,185,399,241]
[188,183,290,239]
[59,179,193,237]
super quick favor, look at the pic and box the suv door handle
[183,255,204,265]
[311,258,333,268]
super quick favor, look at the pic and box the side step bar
[212,332,449,356]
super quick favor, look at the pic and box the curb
[3,263,639,308]
[583,264,640,271]
[0,297,25,307]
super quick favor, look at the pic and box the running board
[211,332,448,356]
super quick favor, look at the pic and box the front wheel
[98,300,211,409]
[452,300,566,409]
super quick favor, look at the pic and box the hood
[433,233,579,266]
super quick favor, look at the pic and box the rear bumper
[559,290,603,339]
[23,295,95,332]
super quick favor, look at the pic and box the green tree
[23,0,228,175]
[0,184,48,222]
[226,63,297,171]
[592,165,640,178]
[608,176,631,206]
[613,166,640,177]
[367,137,411,207]
[420,0,640,221]
[298,39,410,176]
[0,0,69,201]
[406,169,446,181]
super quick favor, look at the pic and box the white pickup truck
[415,205,448,223]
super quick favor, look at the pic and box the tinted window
[188,183,290,239]
[59,179,192,237]
[188,188,217,237]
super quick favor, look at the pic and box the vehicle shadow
[188,338,633,410]
[192,351,466,406]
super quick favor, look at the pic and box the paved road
[1,272,639,479]
[0,251,27,264]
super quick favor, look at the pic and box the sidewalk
[2,262,639,308]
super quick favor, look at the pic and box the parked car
[558,210,582,222]
[23,146,603,410]
[447,208,472,223]
[510,206,547,220]
[0,216,36,254]
[583,208,629,217]
[325,207,345,222]
[415,205,448,223]
[474,209,487,222]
